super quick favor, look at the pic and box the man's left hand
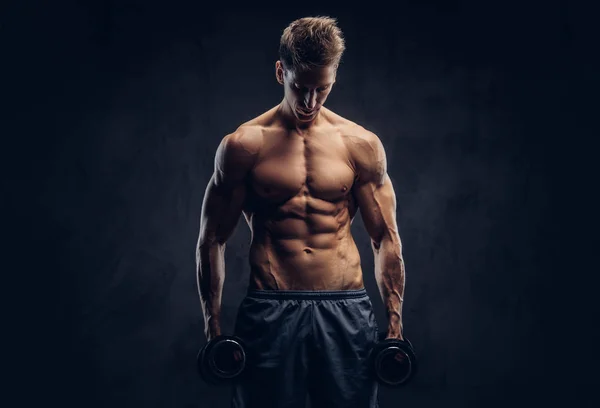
[385,330,403,341]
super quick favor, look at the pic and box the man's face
[277,61,336,122]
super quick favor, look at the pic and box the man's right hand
[205,323,222,342]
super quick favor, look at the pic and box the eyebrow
[294,82,333,89]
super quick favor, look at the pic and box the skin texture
[197,61,406,342]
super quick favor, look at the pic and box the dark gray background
[4,0,598,407]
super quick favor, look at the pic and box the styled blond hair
[279,16,346,72]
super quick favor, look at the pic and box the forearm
[197,241,226,341]
[373,235,405,338]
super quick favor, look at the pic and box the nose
[303,90,317,110]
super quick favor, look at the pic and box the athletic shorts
[230,288,380,408]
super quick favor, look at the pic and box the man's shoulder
[223,105,282,150]
[215,124,264,175]
[323,108,383,162]
[323,107,380,145]
[224,125,262,153]
[323,109,386,181]
[220,109,274,160]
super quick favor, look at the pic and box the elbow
[197,239,226,255]
[198,236,216,249]
[371,238,382,252]
[371,232,401,254]
[370,229,390,252]
[196,235,226,262]
[197,230,227,249]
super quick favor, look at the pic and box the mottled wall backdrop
[6,0,594,407]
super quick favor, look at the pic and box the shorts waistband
[246,288,368,300]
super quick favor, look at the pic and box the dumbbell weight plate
[198,335,247,385]
[372,333,417,387]
[208,338,246,378]
[374,344,413,385]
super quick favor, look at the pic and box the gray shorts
[230,288,380,408]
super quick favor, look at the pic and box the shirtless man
[196,16,406,408]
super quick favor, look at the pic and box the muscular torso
[239,107,366,291]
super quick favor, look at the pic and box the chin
[295,108,319,121]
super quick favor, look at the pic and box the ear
[275,60,284,85]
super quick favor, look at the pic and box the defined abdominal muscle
[247,219,364,290]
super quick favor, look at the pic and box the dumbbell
[197,335,247,385]
[371,332,417,387]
